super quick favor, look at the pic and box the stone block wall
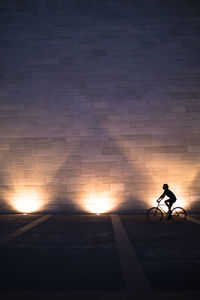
[0,0,200,213]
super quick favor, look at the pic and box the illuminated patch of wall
[82,191,116,214]
[105,114,200,211]
[1,138,76,212]
[9,188,44,213]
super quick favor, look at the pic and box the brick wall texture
[0,0,200,212]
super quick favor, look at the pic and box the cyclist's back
[162,188,176,201]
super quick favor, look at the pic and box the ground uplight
[13,189,43,213]
[84,192,115,214]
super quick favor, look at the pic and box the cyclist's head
[163,184,169,190]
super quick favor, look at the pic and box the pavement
[0,213,199,300]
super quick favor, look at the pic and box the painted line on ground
[187,216,200,225]
[0,215,52,247]
[111,214,152,298]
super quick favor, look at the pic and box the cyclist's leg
[165,199,174,219]
[164,199,171,214]
[169,199,176,214]
[168,201,174,214]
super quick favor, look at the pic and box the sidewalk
[0,214,199,299]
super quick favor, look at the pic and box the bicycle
[146,201,187,224]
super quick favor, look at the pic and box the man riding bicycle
[157,184,177,219]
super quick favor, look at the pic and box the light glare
[84,192,115,214]
[13,189,42,213]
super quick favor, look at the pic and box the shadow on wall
[116,197,147,213]
[1,101,198,212]
[45,101,154,213]
[47,146,152,213]
[0,138,76,213]
[0,100,158,213]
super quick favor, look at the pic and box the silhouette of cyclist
[157,184,177,219]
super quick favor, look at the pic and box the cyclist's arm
[157,192,165,202]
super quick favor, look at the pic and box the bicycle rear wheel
[146,207,163,223]
[171,207,186,223]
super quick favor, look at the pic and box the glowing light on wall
[84,192,115,214]
[12,189,43,213]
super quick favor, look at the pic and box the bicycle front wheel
[146,207,163,223]
[171,207,187,223]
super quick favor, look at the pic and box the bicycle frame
[147,202,187,223]
[156,202,171,214]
